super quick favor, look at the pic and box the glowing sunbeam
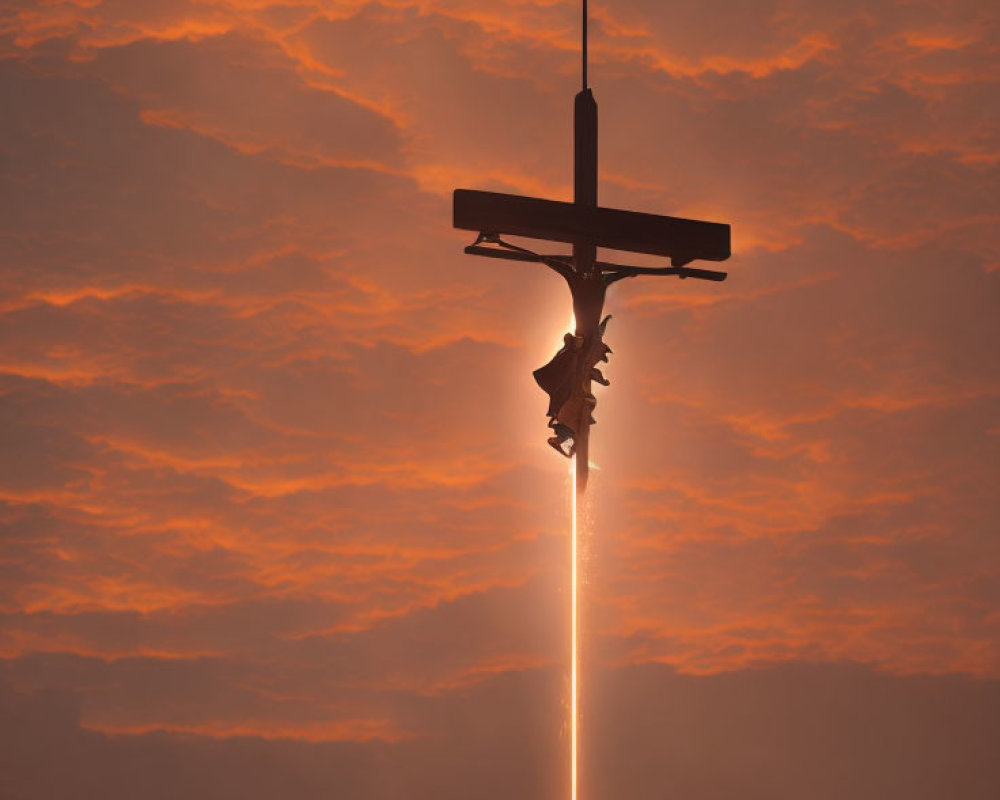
[571,454,579,800]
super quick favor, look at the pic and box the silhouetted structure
[453,3,731,494]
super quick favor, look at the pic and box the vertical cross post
[573,87,598,495]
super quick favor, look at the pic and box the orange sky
[1,1,998,797]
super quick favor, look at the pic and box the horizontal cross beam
[454,189,730,267]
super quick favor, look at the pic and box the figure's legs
[547,421,576,458]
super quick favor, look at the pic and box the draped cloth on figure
[533,316,611,456]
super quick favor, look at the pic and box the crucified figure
[470,233,720,463]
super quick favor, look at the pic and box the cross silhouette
[453,14,730,496]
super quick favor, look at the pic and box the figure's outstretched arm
[602,268,636,286]
[602,264,727,285]
[463,233,575,281]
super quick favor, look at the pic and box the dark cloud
[585,662,1000,800]
[1,664,997,799]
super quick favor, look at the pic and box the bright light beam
[571,454,579,800]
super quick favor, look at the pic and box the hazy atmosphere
[1,1,998,797]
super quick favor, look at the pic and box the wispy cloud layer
[0,0,997,794]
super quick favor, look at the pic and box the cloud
[1,663,997,799]
[0,2,997,793]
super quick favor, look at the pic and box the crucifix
[453,9,731,795]
[453,1,731,500]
